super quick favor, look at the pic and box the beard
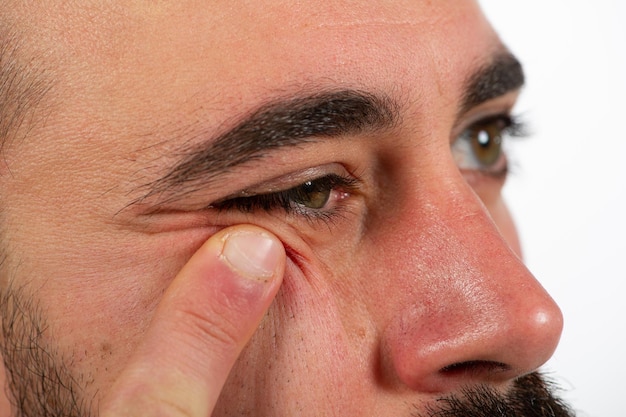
[0,284,91,417]
[420,372,575,417]
[0,287,575,417]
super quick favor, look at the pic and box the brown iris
[468,118,506,167]
[294,180,332,209]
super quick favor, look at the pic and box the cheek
[3,225,216,390]
[279,229,375,343]
[219,251,376,413]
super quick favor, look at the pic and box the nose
[379,172,563,394]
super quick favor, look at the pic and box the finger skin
[100,225,285,417]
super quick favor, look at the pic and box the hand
[100,225,285,417]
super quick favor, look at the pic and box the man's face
[0,1,570,416]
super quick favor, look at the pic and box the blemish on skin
[100,342,113,358]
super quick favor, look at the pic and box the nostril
[440,360,511,377]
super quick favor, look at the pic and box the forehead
[4,1,505,188]
[13,1,499,108]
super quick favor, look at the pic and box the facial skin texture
[0,1,573,416]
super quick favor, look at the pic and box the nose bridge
[377,169,563,394]
[383,171,522,297]
[389,177,528,330]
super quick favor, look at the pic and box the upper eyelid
[452,90,521,135]
[452,111,522,143]
[219,164,354,199]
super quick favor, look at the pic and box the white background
[479,2,626,416]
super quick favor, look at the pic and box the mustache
[418,372,575,417]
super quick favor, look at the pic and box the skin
[0,1,568,416]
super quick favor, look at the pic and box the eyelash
[211,114,527,219]
[485,114,527,140]
[211,174,359,220]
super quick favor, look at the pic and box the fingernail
[222,231,282,281]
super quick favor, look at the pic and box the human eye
[210,173,359,221]
[452,114,527,178]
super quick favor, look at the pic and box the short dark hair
[0,24,51,155]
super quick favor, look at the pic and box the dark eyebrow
[461,51,525,114]
[141,89,398,203]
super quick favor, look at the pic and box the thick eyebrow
[141,89,399,203]
[461,51,525,114]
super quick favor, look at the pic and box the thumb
[100,225,285,417]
